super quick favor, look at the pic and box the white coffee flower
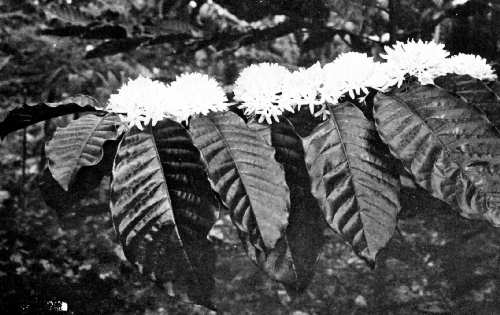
[281,62,325,114]
[446,53,497,81]
[234,63,292,124]
[372,62,407,91]
[322,52,383,100]
[452,0,469,6]
[381,39,450,85]
[107,76,170,129]
[167,72,228,123]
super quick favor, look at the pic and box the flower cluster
[107,74,227,129]
[107,76,170,129]
[233,40,497,122]
[380,39,451,85]
[109,40,497,125]
[233,63,292,124]
[446,53,497,81]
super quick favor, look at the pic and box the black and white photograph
[1,0,500,313]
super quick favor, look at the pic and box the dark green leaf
[45,113,125,190]
[373,84,500,226]
[110,120,216,307]
[189,111,290,251]
[304,102,400,263]
[249,119,324,291]
[0,95,102,138]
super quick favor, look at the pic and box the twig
[21,126,27,212]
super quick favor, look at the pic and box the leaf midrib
[148,125,201,288]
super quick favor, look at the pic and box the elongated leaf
[84,38,147,59]
[40,24,127,39]
[0,95,102,138]
[303,102,400,263]
[373,84,500,226]
[45,113,124,190]
[110,120,216,307]
[436,75,500,129]
[189,111,290,252]
[249,119,324,290]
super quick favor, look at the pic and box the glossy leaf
[373,84,500,226]
[303,102,400,263]
[436,75,500,129]
[249,119,324,290]
[189,111,290,252]
[110,120,216,307]
[39,137,118,215]
[45,113,124,190]
[0,95,102,138]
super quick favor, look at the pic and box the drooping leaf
[189,111,290,251]
[0,95,102,138]
[39,135,119,228]
[45,113,125,190]
[40,135,118,211]
[303,102,400,263]
[436,75,500,129]
[248,119,324,291]
[373,84,500,226]
[110,120,216,307]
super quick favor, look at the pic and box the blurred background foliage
[0,0,500,314]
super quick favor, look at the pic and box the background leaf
[373,84,500,226]
[110,121,216,307]
[189,111,290,254]
[0,95,102,138]
[40,24,127,39]
[45,113,124,190]
[303,102,400,263]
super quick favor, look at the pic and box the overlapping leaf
[303,102,400,263]
[0,95,102,138]
[373,84,500,226]
[436,75,500,129]
[110,120,216,307]
[249,119,324,290]
[189,111,290,254]
[45,113,124,190]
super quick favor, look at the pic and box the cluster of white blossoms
[233,63,293,124]
[233,39,497,122]
[446,53,497,81]
[107,76,170,129]
[108,40,497,125]
[107,74,227,129]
